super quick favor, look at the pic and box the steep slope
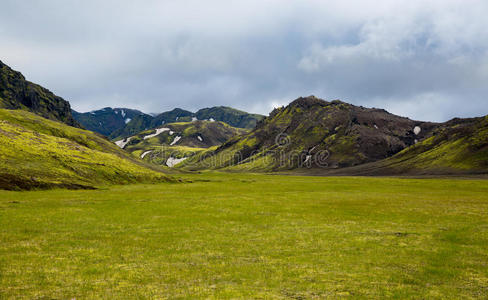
[0,60,79,127]
[72,107,148,136]
[179,96,440,171]
[322,116,488,176]
[114,121,247,167]
[195,106,264,129]
[0,109,174,190]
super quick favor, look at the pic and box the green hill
[323,116,488,176]
[179,96,441,171]
[0,60,79,127]
[195,106,264,129]
[114,120,247,167]
[0,109,174,190]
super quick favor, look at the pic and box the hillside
[114,121,247,167]
[72,107,148,136]
[320,116,488,176]
[0,109,174,190]
[179,96,441,171]
[195,106,264,129]
[0,60,79,127]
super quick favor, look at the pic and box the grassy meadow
[0,173,487,298]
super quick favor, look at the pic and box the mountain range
[72,105,264,139]
[179,96,488,175]
[1,59,487,190]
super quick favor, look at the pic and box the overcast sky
[1,0,488,121]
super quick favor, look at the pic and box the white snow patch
[176,117,179,121]
[140,150,152,159]
[121,110,126,118]
[115,137,133,149]
[413,126,421,135]
[125,118,131,124]
[209,118,215,122]
[90,112,96,115]
[169,130,174,135]
[192,117,198,122]
[166,157,187,167]
[374,124,379,129]
[197,135,203,142]
[170,136,181,146]
[144,128,170,140]
[114,110,118,114]
[414,139,418,144]
[161,120,165,125]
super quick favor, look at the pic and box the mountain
[195,106,264,129]
[0,109,174,190]
[0,60,79,127]
[179,96,443,171]
[72,107,148,136]
[74,106,263,140]
[108,108,194,139]
[321,116,488,176]
[109,106,264,140]
[114,120,247,167]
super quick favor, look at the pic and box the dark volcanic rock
[0,60,79,127]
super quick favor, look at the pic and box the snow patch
[166,157,187,167]
[169,130,174,135]
[141,150,152,159]
[125,118,131,124]
[209,118,215,122]
[192,117,198,122]
[197,135,203,142]
[114,110,118,114]
[144,128,170,140]
[170,136,181,146]
[121,110,126,118]
[115,137,133,149]
[175,117,179,121]
[374,124,379,129]
[413,126,421,135]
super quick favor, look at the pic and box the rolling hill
[0,109,174,190]
[0,60,79,127]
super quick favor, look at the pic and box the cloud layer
[1,0,487,121]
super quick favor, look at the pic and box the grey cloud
[1,0,487,121]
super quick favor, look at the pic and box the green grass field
[1,173,487,298]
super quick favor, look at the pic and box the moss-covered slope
[0,109,173,190]
[325,116,488,175]
[0,60,79,127]
[195,106,264,129]
[179,96,441,171]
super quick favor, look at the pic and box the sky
[1,0,488,121]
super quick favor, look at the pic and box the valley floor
[0,173,487,298]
